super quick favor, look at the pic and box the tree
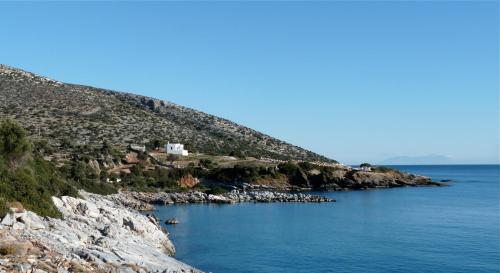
[153,139,164,150]
[0,119,31,169]
[229,150,245,159]
[198,159,213,168]
[100,170,109,182]
[69,161,89,183]
[101,140,111,154]
[131,164,143,175]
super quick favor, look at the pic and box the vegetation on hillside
[0,119,117,218]
[0,118,426,219]
[0,120,77,218]
[0,119,403,212]
[0,64,334,164]
[0,65,348,203]
[106,156,347,192]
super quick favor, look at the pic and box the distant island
[0,65,443,272]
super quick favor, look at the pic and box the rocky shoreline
[0,174,444,272]
[110,169,444,208]
[0,192,201,273]
[122,190,334,207]
[0,189,335,272]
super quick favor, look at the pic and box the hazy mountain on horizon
[378,155,456,165]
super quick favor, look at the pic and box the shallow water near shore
[155,165,500,273]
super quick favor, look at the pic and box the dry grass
[6,201,24,213]
[0,244,18,256]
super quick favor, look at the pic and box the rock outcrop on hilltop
[0,192,201,273]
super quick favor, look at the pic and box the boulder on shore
[165,218,180,225]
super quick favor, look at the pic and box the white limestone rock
[0,213,14,226]
[12,222,25,230]
[19,211,46,230]
[0,192,200,273]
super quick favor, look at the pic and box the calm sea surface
[155,165,500,273]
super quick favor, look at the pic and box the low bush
[60,160,117,195]
[371,166,395,173]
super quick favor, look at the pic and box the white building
[360,166,372,172]
[165,143,188,156]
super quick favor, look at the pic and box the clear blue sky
[1,1,498,164]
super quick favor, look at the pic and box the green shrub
[0,198,7,218]
[229,150,245,159]
[371,166,400,174]
[199,159,214,168]
[0,156,76,218]
[298,162,314,171]
[277,162,309,187]
[0,119,32,168]
[277,162,301,176]
[0,119,79,218]
[208,165,256,183]
[62,160,117,195]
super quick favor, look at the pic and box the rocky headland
[107,167,443,208]
[333,169,442,190]
[200,166,443,193]
[0,192,201,273]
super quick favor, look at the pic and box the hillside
[0,64,332,163]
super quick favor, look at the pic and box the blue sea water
[155,165,500,273]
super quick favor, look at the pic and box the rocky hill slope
[0,64,332,162]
